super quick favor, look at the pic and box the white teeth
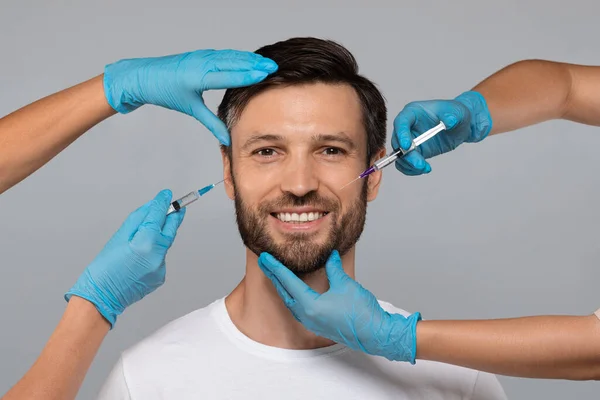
[275,212,326,223]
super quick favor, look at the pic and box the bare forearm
[0,75,115,194]
[416,314,600,380]
[2,297,110,400]
[473,60,600,134]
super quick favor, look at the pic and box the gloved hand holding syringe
[340,121,447,189]
[166,179,225,215]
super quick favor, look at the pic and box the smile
[272,211,329,223]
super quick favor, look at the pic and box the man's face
[222,83,383,275]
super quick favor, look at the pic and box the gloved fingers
[394,157,420,175]
[258,252,319,304]
[137,190,172,234]
[393,109,417,151]
[162,207,186,241]
[324,250,350,288]
[119,201,152,240]
[189,100,230,146]
[203,70,269,91]
[394,151,431,175]
[405,151,431,173]
[391,125,429,176]
[438,112,460,131]
[209,50,278,73]
[257,255,295,308]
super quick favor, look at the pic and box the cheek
[232,164,279,205]
[315,154,365,183]
[339,184,365,212]
[314,161,365,209]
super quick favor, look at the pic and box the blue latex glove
[64,190,185,328]
[103,49,278,145]
[392,91,493,175]
[258,250,422,363]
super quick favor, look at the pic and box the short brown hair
[217,37,387,164]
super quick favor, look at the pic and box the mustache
[259,191,339,213]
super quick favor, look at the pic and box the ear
[220,146,235,200]
[366,147,386,202]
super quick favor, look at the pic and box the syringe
[166,179,225,215]
[340,121,447,189]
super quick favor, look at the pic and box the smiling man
[97,37,507,399]
[223,82,374,278]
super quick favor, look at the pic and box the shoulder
[120,298,224,368]
[101,299,228,398]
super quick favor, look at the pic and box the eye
[253,148,279,158]
[322,147,346,156]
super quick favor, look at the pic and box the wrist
[64,290,118,329]
[454,91,493,142]
[64,296,111,333]
[415,319,435,361]
[103,59,144,114]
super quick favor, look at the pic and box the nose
[279,155,319,197]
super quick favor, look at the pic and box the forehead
[231,83,365,145]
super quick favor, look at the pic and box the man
[96,37,506,399]
[4,36,599,400]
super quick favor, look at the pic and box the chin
[250,237,334,276]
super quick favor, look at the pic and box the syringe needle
[198,178,227,196]
[340,176,361,190]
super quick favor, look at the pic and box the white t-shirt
[97,298,507,400]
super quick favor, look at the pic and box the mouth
[270,211,330,223]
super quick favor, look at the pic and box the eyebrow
[241,132,357,151]
[241,134,284,151]
[312,133,357,151]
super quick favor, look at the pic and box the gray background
[1,0,599,398]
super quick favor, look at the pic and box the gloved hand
[64,190,185,328]
[392,91,493,175]
[103,49,278,145]
[258,250,422,363]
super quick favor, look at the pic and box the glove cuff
[103,61,143,114]
[388,311,422,364]
[407,312,422,364]
[454,91,493,143]
[64,272,124,329]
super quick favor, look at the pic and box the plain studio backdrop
[1,1,599,399]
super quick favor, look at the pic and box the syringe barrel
[373,153,399,170]
[373,142,416,171]
[166,191,200,215]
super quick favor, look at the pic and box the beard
[233,178,368,276]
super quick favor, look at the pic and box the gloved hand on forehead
[258,250,422,363]
[103,49,278,145]
[64,190,185,328]
[392,91,493,175]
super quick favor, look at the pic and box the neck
[225,248,356,350]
